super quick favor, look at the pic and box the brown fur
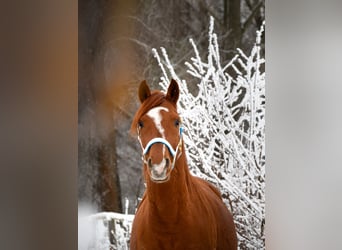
[130,80,237,250]
[131,91,166,135]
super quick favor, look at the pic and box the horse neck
[146,148,192,222]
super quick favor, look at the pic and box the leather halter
[138,127,183,170]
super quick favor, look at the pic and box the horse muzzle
[140,136,182,183]
[147,157,170,183]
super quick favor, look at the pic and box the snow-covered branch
[154,17,265,249]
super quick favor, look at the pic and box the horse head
[131,79,183,183]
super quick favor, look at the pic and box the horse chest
[139,229,212,250]
[135,215,214,250]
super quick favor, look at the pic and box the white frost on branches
[153,17,265,249]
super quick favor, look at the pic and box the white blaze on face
[146,107,169,138]
[146,106,169,158]
[153,158,166,176]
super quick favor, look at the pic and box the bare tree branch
[242,0,264,35]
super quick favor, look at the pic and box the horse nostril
[165,158,169,167]
[148,158,152,168]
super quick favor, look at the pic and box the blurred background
[1,0,341,249]
[78,0,265,214]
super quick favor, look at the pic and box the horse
[130,79,237,250]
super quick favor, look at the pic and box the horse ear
[138,80,151,103]
[166,79,179,104]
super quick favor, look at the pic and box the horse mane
[130,90,166,135]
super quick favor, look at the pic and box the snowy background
[78,1,265,249]
[79,15,265,249]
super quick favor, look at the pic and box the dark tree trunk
[78,0,122,213]
[96,135,122,212]
[228,0,242,49]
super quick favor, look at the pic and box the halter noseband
[138,126,183,170]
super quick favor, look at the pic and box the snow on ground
[78,203,134,250]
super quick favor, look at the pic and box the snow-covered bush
[79,211,134,250]
[153,17,265,249]
[78,202,134,250]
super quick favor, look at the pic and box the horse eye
[138,120,144,128]
[174,119,180,127]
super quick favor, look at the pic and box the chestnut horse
[130,79,237,250]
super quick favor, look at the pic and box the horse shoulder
[131,195,148,249]
[191,176,238,250]
[190,176,226,208]
[195,177,222,198]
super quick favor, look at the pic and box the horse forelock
[131,91,173,135]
